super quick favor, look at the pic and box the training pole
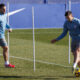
[68,0,71,64]
[32,6,36,72]
[65,0,67,11]
[65,0,71,64]
[7,2,10,62]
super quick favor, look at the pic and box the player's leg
[72,48,80,75]
[73,50,80,69]
[71,41,78,73]
[76,48,80,67]
[2,46,9,64]
[0,39,15,68]
[72,41,80,73]
[72,52,78,74]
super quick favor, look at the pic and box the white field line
[0,54,72,68]
[8,32,62,35]
[12,28,62,30]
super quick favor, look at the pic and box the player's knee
[3,46,8,51]
[5,46,8,50]
[78,61,80,67]
[76,48,80,52]
[77,48,80,52]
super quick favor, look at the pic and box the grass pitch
[0,28,79,80]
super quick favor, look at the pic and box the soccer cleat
[75,68,80,77]
[5,64,15,68]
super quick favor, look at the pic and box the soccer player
[51,11,80,73]
[0,3,15,68]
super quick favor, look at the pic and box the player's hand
[8,29,12,32]
[51,39,57,43]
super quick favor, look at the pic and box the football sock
[5,61,9,65]
[73,63,77,69]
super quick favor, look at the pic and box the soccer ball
[75,68,80,77]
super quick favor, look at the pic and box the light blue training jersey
[56,18,80,42]
[0,13,10,39]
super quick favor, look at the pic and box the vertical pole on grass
[32,6,36,72]
[68,0,71,64]
[65,0,67,11]
[7,2,10,62]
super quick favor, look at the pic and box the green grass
[0,28,79,80]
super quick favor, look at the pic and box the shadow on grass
[0,76,58,80]
[60,76,76,78]
[0,75,77,80]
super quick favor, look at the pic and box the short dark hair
[65,11,72,16]
[0,3,5,9]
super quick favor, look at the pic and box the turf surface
[0,28,79,80]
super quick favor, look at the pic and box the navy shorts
[0,39,7,47]
[71,41,80,52]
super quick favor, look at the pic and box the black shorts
[0,39,7,47]
[71,41,80,52]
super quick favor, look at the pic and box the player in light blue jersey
[51,11,80,73]
[0,3,15,68]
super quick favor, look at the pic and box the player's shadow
[61,76,76,78]
[0,76,59,80]
[0,75,76,79]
